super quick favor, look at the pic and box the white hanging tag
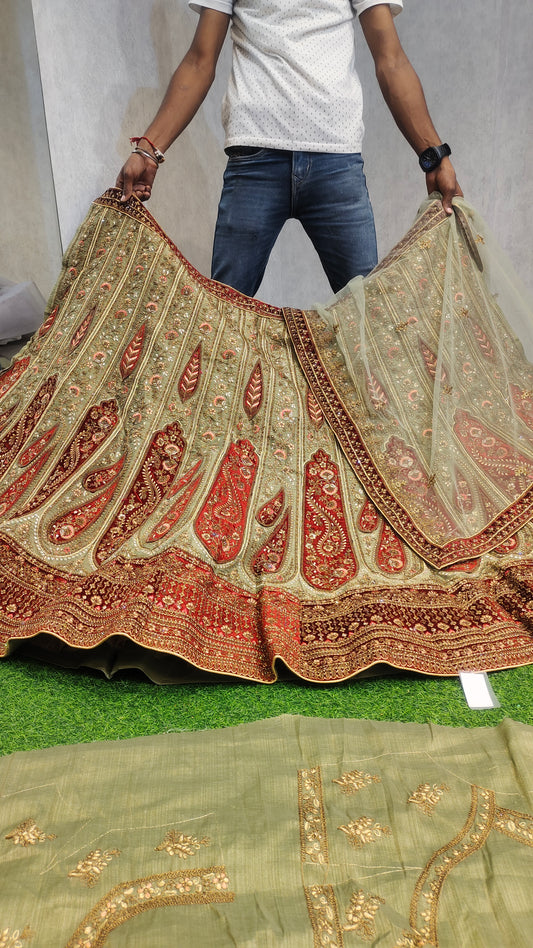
[459,671,500,710]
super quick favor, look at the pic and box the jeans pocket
[225,146,268,161]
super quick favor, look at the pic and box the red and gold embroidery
[18,426,58,467]
[510,383,533,432]
[454,409,533,493]
[256,489,284,527]
[418,336,447,383]
[70,305,97,351]
[195,439,259,564]
[0,402,19,434]
[16,400,118,517]
[384,437,456,537]
[120,324,146,379]
[38,305,58,338]
[84,456,125,492]
[0,376,57,479]
[302,450,358,590]
[366,369,389,412]
[358,498,380,533]
[95,422,186,563]
[470,319,495,361]
[178,343,202,402]
[147,473,203,543]
[0,451,52,518]
[243,360,263,419]
[48,480,120,544]
[0,357,30,400]
[306,387,324,429]
[376,520,407,573]
[251,510,290,575]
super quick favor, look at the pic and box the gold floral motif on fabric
[493,806,533,846]
[342,889,385,940]
[337,817,392,850]
[304,885,344,948]
[298,768,329,865]
[67,849,121,887]
[0,929,33,948]
[407,783,450,816]
[5,819,56,847]
[154,831,210,858]
[332,770,381,794]
[65,866,234,948]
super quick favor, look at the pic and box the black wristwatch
[418,143,451,173]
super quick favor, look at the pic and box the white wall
[16,0,533,307]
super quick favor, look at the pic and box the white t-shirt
[188,0,403,153]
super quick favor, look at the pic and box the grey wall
[7,0,533,306]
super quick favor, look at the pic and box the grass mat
[1,657,532,756]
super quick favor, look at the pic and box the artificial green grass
[1,656,532,756]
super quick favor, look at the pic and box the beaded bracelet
[130,136,165,164]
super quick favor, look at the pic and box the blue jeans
[211,148,378,297]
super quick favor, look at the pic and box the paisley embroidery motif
[16,400,118,517]
[243,360,263,419]
[120,324,146,379]
[306,387,324,429]
[376,520,407,573]
[509,383,533,432]
[0,376,57,479]
[0,451,52,518]
[493,534,518,554]
[358,498,380,533]
[256,489,284,527]
[83,456,125,492]
[18,426,58,467]
[38,305,58,337]
[147,472,203,542]
[95,422,186,563]
[48,480,120,544]
[0,357,30,399]
[302,450,358,591]
[251,510,290,575]
[385,437,457,536]
[167,458,203,498]
[0,402,19,433]
[454,409,533,493]
[195,439,259,564]
[178,343,202,402]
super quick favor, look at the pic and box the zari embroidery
[65,867,234,948]
[68,849,121,887]
[302,450,358,591]
[493,807,533,846]
[0,928,33,948]
[243,360,263,419]
[304,885,344,948]
[195,439,259,564]
[5,819,56,847]
[342,889,385,940]
[332,770,381,794]
[407,784,450,817]
[337,817,391,850]
[154,831,210,858]
[0,357,30,399]
[298,768,329,865]
[0,376,57,480]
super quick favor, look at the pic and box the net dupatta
[284,197,533,568]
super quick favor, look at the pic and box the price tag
[459,671,500,710]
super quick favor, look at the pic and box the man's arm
[117,8,230,202]
[359,4,462,214]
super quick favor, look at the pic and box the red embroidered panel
[358,498,380,533]
[0,358,30,400]
[376,521,407,574]
[256,489,284,527]
[178,344,202,402]
[84,456,126,492]
[243,361,263,420]
[385,436,457,536]
[510,384,533,433]
[147,473,203,543]
[120,324,146,379]
[0,402,19,433]
[302,450,358,590]
[38,306,58,338]
[167,459,203,499]
[18,425,58,467]
[306,388,324,429]
[70,305,97,351]
[0,376,57,479]
[0,451,52,518]
[252,510,290,575]
[195,439,259,564]
[95,422,186,564]
[454,409,533,494]
[48,480,120,544]
[16,400,119,517]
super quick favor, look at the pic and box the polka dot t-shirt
[188,0,403,152]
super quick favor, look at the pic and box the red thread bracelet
[129,137,165,163]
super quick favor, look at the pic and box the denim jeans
[211,148,378,297]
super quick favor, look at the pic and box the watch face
[419,147,439,172]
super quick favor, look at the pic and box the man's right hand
[116,152,158,203]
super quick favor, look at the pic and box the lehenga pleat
[0,190,532,682]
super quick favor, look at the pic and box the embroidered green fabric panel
[1,715,532,946]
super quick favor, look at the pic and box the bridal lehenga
[0,189,532,682]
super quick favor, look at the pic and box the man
[117,1,462,296]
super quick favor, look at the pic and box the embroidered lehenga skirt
[0,190,532,682]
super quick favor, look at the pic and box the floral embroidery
[154,831,210,858]
[0,928,33,948]
[194,439,259,564]
[407,783,450,816]
[65,867,234,948]
[304,885,344,948]
[298,768,329,865]
[243,360,263,419]
[332,770,381,794]
[342,889,385,940]
[393,930,428,948]
[337,817,391,849]
[68,849,121,887]
[302,450,358,591]
[493,807,533,847]
[5,819,56,847]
